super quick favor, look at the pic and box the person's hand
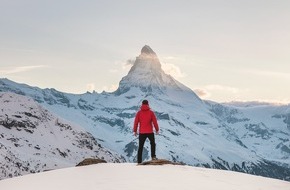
[134,132,138,137]
[156,131,159,135]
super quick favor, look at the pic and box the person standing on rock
[133,100,159,164]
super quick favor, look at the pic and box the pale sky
[0,0,290,103]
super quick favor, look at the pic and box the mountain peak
[114,46,201,101]
[141,45,156,55]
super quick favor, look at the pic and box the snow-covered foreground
[0,163,289,190]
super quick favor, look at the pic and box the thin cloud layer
[0,65,47,75]
[205,85,240,94]
[194,89,211,98]
[126,59,135,66]
[161,63,186,79]
[101,84,118,93]
[194,84,246,100]
[86,83,95,92]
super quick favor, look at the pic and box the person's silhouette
[133,100,159,164]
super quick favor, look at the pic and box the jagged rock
[139,159,183,166]
[141,45,156,55]
[76,158,107,167]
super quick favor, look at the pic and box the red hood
[140,104,150,111]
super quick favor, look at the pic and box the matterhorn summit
[140,45,157,55]
[115,45,201,103]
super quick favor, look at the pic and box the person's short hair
[142,100,149,105]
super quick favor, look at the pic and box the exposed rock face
[139,159,184,166]
[141,45,156,55]
[76,158,107,166]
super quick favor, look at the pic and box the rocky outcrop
[76,158,107,166]
[139,159,184,166]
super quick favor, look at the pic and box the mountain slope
[0,92,125,179]
[0,45,290,181]
[0,163,289,190]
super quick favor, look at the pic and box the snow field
[0,163,289,190]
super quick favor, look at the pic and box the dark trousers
[138,133,156,163]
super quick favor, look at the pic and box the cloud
[113,59,135,71]
[161,63,186,79]
[86,83,95,92]
[101,84,118,92]
[204,84,240,94]
[194,84,246,100]
[126,59,135,66]
[121,59,135,70]
[227,98,290,105]
[0,65,47,75]
[196,84,289,104]
[194,89,211,98]
[256,98,290,105]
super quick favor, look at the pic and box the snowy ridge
[0,92,124,179]
[0,45,290,181]
[0,163,289,190]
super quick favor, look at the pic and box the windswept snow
[0,163,289,190]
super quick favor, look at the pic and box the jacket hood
[140,104,150,111]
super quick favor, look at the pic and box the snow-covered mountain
[0,45,290,181]
[1,163,290,190]
[0,92,124,180]
[116,45,199,97]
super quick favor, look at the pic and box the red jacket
[133,105,159,134]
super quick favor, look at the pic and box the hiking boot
[152,156,158,161]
